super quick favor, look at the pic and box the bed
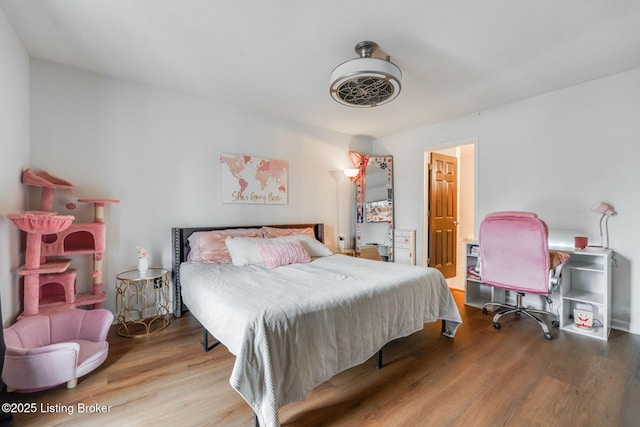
[171,223,462,427]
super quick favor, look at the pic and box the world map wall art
[220,153,289,204]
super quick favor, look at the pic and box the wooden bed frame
[171,223,324,317]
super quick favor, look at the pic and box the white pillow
[225,237,267,266]
[225,235,333,266]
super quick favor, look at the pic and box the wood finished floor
[3,289,640,427]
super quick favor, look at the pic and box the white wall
[457,144,475,287]
[0,9,30,325]
[375,68,640,334]
[28,59,369,317]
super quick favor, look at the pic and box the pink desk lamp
[592,202,616,248]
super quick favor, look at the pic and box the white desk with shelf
[464,242,613,341]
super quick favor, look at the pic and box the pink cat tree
[8,169,118,318]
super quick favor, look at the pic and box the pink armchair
[479,211,569,340]
[2,308,113,392]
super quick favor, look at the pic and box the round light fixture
[330,41,402,108]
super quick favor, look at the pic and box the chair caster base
[544,332,553,340]
[493,321,501,330]
[551,320,560,328]
[482,307,488,315]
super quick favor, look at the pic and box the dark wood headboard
[171,223,324,317]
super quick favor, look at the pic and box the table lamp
[591,202,616,248]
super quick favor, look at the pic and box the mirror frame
[354,155,394,261]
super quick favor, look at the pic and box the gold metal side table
[115,268,170,337]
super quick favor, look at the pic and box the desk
[464,242,613,341]
[115,268,170,337]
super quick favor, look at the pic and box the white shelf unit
[464,242,505,309]
[394,229,416,265]
[559,247,613,341]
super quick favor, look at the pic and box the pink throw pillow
[188,229,261,263]
[549,251,571,270]
[257,240,311,269]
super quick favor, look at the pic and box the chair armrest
[553,261,568,278]
[5,342,80,357]
[2,344,80,390]
[548,260,569,289]
[79,309,114,341]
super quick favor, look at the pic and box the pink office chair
[479,211,569,340]
[2,308,113,392]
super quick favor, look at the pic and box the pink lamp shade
[592,202,616,216]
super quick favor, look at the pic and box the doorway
[424,138,476,290]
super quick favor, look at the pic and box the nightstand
[115,268,170,337]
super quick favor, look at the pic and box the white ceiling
[2,0,640,138]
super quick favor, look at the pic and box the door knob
[453,221,459,226]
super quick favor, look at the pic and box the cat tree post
[78,199,119,308]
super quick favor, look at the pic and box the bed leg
[203,328,220,353]
[441,319,446,334]
[254,414,259,427]
[376,349,383,369]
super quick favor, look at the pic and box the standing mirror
[354,155,393,261]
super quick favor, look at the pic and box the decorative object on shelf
[220,153,288,205]
[591,201,616,248]
[574,236,588,249]
[338,234,345,251]
[574,308,594,330]
[137,247,149,275]
[330,41,402,108]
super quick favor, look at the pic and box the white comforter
[180,254,462,427]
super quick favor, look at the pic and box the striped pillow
[257,240,311,269]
